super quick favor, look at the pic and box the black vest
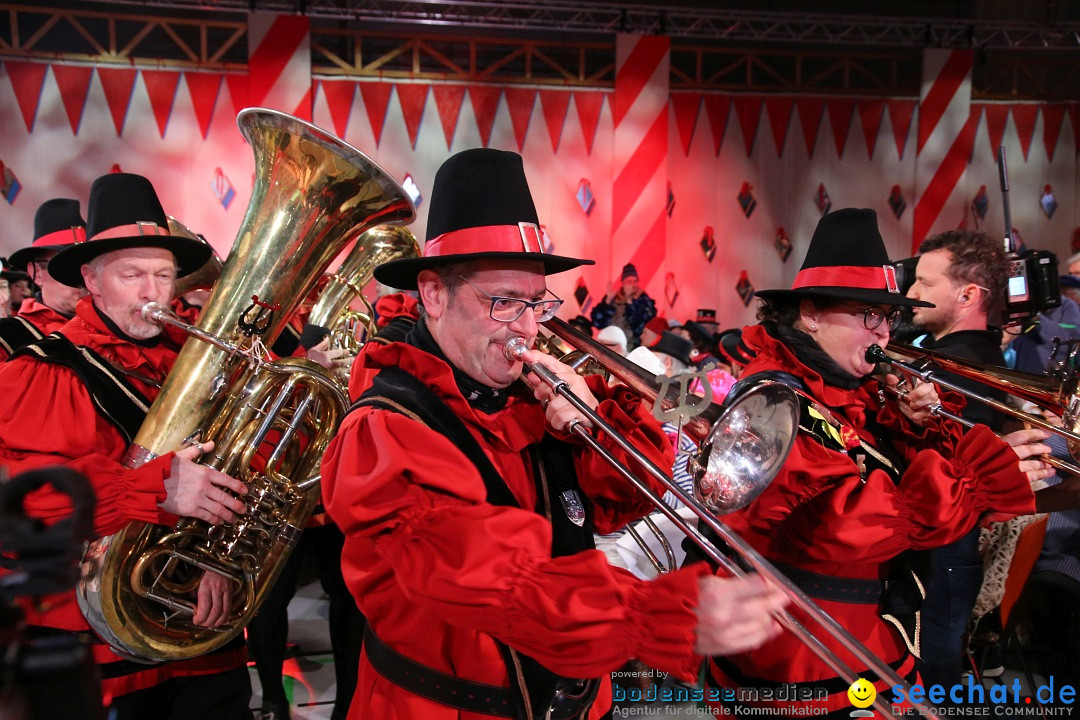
[0,316,46,358]
[354,365,599,720]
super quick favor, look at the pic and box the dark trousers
[917,527,984,691]
[109,666,252,720]
[246,524,365,720]
[1025,570,1080,690]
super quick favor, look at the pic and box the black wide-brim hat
[717,328,755,366]
[49,173,212,288]
[9,198,87,270]
[374,149,592,291]
[754,208,933,309]
[651,331,693,366]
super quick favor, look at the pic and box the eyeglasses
[459,275,564,323]
[843,304,903,332]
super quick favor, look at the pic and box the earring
[808,324,817,331]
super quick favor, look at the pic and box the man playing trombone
[321,148,789,720]
[705,209,1056,715]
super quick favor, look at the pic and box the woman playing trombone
[705,208,1056,715]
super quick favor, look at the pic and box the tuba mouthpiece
[504,337,529,362]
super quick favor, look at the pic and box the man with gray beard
[0,173,252,719]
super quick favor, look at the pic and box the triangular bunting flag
[795,97,825,158]
[224,73,249,112]
[539,89,570,153]
[732,95,762,157]
[504,87,536,152]
[3,61,48,132]
[292,87,312,122]
[763,96,794,156]
[359,82,392,146]
[1012,104,1039,160]
[703,94,731,156]
[395,83,429,149]
[858,99,886,159]
[887,99,916,159]
[827,97,855,159]
[469,85,501,148]
[142,69,181,138]
[432,85,465,149]
[320,79,356,138]
[574,91,605,155]
[671,92,702,156]
[185,72,222,139]
[97,67,137,136]
[52,64,93,134]
[1043,104,1066,162]
[983,104,1008,155]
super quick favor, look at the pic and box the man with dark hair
[906,228,1011,690]
[0,198,88,360]
[590,262,657,350]
[322,148,787,720]
[0,173,252,719]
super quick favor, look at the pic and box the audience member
[590,262,657,350]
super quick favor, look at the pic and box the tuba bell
[307,225,421,355]
[76,108,416,663]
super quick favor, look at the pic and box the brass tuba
[77,108,416,663]
[307,225,420,354]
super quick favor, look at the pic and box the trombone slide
[506,337,938,720]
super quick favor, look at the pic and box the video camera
[0,466,105,720]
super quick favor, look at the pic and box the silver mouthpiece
[504,337,529,362]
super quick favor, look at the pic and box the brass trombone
[511,318,939,720]
[867,342,1080,478]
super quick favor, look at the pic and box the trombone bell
[690,382,800,514]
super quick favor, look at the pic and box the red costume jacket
[321,337,706,720]
[706,324,1037,714]
[0,296,245,701]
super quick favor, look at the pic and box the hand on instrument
[694,574,788,656]
[884,373,940,427]
[161,441,249,524]
[1002,427,1056,484]
[307,337,355,381]
[521,348,599,432]
[192,570,235,628]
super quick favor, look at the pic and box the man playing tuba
[0,173,252,719]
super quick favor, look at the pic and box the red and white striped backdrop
[246,13,312,120]
[610,34,670,293]
[1,22,1078,328]
[912,49,977,253]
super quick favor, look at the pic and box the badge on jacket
[559,490,586,527]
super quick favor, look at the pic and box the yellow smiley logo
[847,678,876,709]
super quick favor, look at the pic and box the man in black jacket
[905,229,1011,691]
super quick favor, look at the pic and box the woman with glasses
[703,208,1055,716]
